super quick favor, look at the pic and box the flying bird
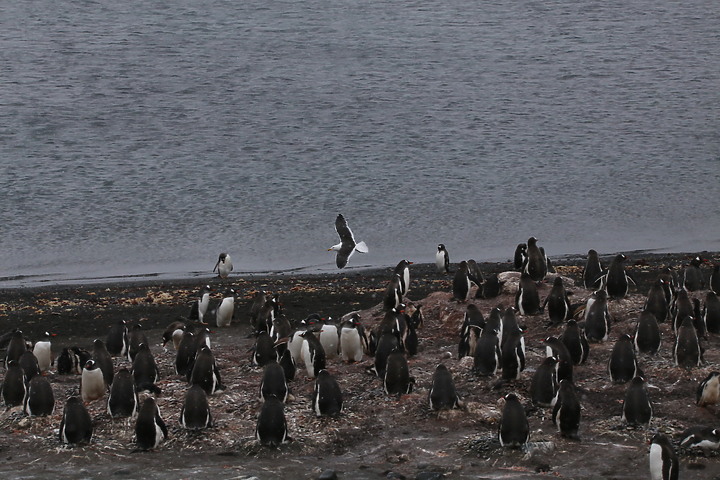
[328,214,368,269]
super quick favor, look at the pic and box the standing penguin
[92,339,114,387]
[458,304,485,359]
[608,334,642,384]
[383,274,404,312]
[645,279,669,323]
[467,259,484,288]
[24,376,55,416]
[524,237,547,282]
[213,252,233,279]
[190,345,224,395]
[299,331,326,378]
[59,397,93,445]
[215,288,236,327]
[106,319,128,357]
[559,320,589,365]
[515,272,541,315]
[56,348,76,376]
[473,328,501,377]
[135,397,168,451]
[384,351,414,396]
[581,249,603,289]
[634,310,662,354]
[81,360,106,403]
[452,261,472,302]
[552,379,581,440]
[704,291,720,334]
[372,333,399,378]
[501,327,526,381]
[175,331,197,376]
[513,243,527,271]
[544,336,574,383]
[18,350,40,383]
[696,371,720,407]
[277,347,296,382]
[189,284,213,323]
[584,290,611,342]
[649,433,679,480]
[5,330,27,365]
[436,244,450,274]
[672,289,694,334]
[394,259,413,296]
[127,323,149,362]
[132,343,161,395]
[180,384,213,430]
[339,314,365,363]
[658,267,678,305]
[542,277,571,325]
[428,364,462,411]
[622,376,652,426]
[318,319,339,360]
[252,331,277,368]
[682,255,705,291]
[256,395,291,448]
[1,361,26,407]
[260,362,288,403]
[603,254,635,299]
[530,356,559,407]
[32,331,53,373]
[108,368,138,418]
[478,273,504,299]
[498,393,529,448]
[312,369,343,416]
[710,264,720,295]
[673,316,703,368]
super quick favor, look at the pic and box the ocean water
[1,0,719,287]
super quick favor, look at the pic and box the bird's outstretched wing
[335,214,355,245]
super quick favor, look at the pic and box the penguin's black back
[135,397,167,451]
[181,384,212,430]
[2,361,26,407]
[260,362,288,403]
[24,376,55,416]
[313,369,343,416]
[60,396,93,445]
[108,368,138,418]
[498,393,529,448]
[256,396,289,448]
[384,351,413,396]
[429,364,460,410]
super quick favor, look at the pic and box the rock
[416,472,445,480]
[318,470,338,480]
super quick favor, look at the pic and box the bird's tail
[355,241,369,254]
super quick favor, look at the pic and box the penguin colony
[0,243,720,478]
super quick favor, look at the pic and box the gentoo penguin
[339,314,365,363]
[194,326,212,351]
[608,334,642,384]
[189,285,212,323]
[672,288,694,334]
[277,347,296,382]
[215,288,236,327]
[300,330,326,378]
[501,307,520,343]
[256,293,282,335]
[559,320,589,365]
[485,306,504,346]
[190,345,224,395]
[384,351,414,396]
[175,331,197,376]
[180,384,213,430]
[106,319,128,357]
[473,328,501,377]
[92,339,114,387]
[703,292,720,334]
[24,376,55,416]
[696,371,720,407]
[127,323,149,362]
[436,244,450,274]
[603,253,635,299]
[318,318,339,359]
[1,360,26,407]
[477,273,504,299]
[584,290,611,342]
[513,243,527,271]
[404,307,421,356]
[501,327,525,381]
[5,330,26,365]
[256,396,291,448]
[248,290,269,333]
[622,376,652,426]
[132,343,161,395]
[515,272,541,315]
[383,274,404,312]
[328,214,368,269]
[312,369,343,416]
[542,277,571,325]
[107,368,138,418]
[649,433,678,480]
[213,252,233,279]
[498,393,529,448]
[252,331,277,368]
[270,314,292,345]
[161,320,186,350]
[32,331,53,373]
[458,304,485,359]
[658,267,678,305]
[679,426,720,450]
[682,255,704,291]
[81,360,106,403]
[581,249,603,289]
[467,259,484,287]
[530,356,559,407]
[634,310,662,354]
[645,278,669,323]
[711,264,720,295]
[673,316,703,368]
[72,346,92,373]
[544,336,573,383]
[18,350,40,383]
[377,306,408,350]
[372,332,400,378]
[59,397,93,445]
[693,298,708,339]
[552,379,581,440]
[452,261,472,302]
[135,397,168,451]
[523,237,547,282]
[56,348,75,375]
[394,259,413,296]
[260,362,288,403]
[428,364,462,411]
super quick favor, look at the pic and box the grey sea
[1,0,719,287]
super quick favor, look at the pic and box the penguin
[71,346,92,373]
[513,243,527,271]
[59,396,93,445]
[404,308,420,356]
[383,274,404,312]
[559,320,589,365]
[256,294,282,335]
[634,310,662,355]
[551,379,581,440]
[679,426,720,450]
[127,323,149,362]
[56,347,76,375]
[180,384,213,430]
[608,334,641,384]
[501,327,525,381]
[248,290,269,334]
[603,253,635,299]
[486,305,504,345]
[696,371,720,407]
[161,320,186,350]
[452,260,472,302]
[622,376,652,426]
[132,343,161,395]
[252,331,277,368]
[384,351,414,396]
[81,360,106,402]
[672,289,694,334]
[18,350,40,383]
[428,364,462,411]
[658,267,678,306]
[682,255,705,291]
[107,368,138,418]
[711,264,720,295]
[584,290,611,342]
[1,360,26,407]
[215,288,236,327]
[318,319,339,359]
[312,369,343,416]
[542,277,571,325]
[213,252,233,279]
[473,328,501,377]
[175,331,197,376]
[515,272,540,315]
[189,285,212,323]
[645,278,669,323]
[92,339,114,387]
[467,259,484,288]
[135,397,168,451]
[498,393,529,448]
[394,259,413,296]
[256,395,291,448]
[194,326,212,351]
[260,361,288,403]
[377,306,408,351]
[477,273,504,299]
[544,336,574,383]
[530,356,559,407]
[24,375,55,416]
[299,330,326,378]
[436,244,450,274]
[277,347,296,382]
[288,315,312,364]
[106,319,128,357]
[501,307,520,344]
[5,329,27,365]
[673,316,703,368]
[581,249,603,289]
[649,433,678,480]
[328,213,368,269]
[32,331,53,373]
[339,314,364,363]
[693,298,707,339]
[190,345,224,395]
[458,304,485,359]
[523,236,547,282]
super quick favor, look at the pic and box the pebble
[318,470,338,480]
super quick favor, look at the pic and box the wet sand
[1,252,719,479]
